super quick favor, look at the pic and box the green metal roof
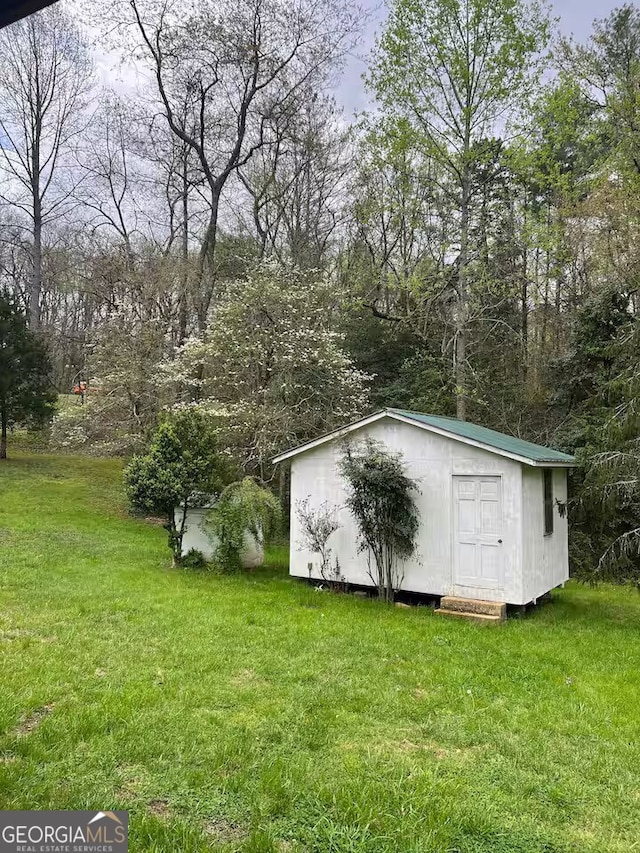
[388,409,575,465]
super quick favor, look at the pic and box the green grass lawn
[1,453,639,853]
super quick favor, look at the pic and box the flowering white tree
[164,259,370,478]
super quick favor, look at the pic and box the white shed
[273,409,575,607]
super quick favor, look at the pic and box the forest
[1,0,640,582]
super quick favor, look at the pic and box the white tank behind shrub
[174,503,264,568]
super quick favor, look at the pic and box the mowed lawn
[1,455,639,853]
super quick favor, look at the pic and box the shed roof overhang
[0,0,58,28]
[272,409,576,468]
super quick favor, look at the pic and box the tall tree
[0,5,91,327]
[238,93,352,267]
[0,293,55,458]
[368,0,550,418]
[126,0,359,331]
[560,4,640,179]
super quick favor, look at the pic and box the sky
[335,0,623,117]
[0,0,625,151]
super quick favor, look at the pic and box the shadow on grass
[536,582,639,629]
[262,544,290,573]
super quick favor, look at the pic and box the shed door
[453,476,503,590]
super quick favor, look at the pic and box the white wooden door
[453,476,503,590]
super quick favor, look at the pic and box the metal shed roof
[388,409,575,465]
[272,408,576,467]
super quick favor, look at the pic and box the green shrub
[339,438,419,601]
[0,294,56,460]
[181,548,209,570]
[206,477,281,572]
[124,407,235,562]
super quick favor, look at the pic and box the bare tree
[126,0,360,330]
[141,105,209,345]
[237,92,353,268]
[0,5,92,327]
[76,95,143,266]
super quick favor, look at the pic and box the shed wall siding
[289,419,524,602]
[521,467,569,601]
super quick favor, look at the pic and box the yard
[0,453,639,853]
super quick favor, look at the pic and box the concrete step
[435,608,503,624]
[440,596,506,619]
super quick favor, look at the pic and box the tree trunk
[30,181,42,329]
[196,192,221,334]
[169,502,188,565]
[178,151,189,346]
[1,409,7,460]
[455,167,471,421]
[519,188,529,383]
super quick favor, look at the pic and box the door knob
[498,539,503,544]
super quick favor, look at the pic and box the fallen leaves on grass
[15,704,55,736]
[147,799,172,819]
[0,629,57,643]
[203,818,247,843]
[230,668,270,688]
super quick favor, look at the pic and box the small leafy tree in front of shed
[206,477,281,572]
[296,497,344,587]
[124,407,235,563]
[339,439,419,601]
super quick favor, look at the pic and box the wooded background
[2,0,640,581]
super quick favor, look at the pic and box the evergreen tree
[0,295,55,459]
[123,408,236,562]
[552,290,637,580]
